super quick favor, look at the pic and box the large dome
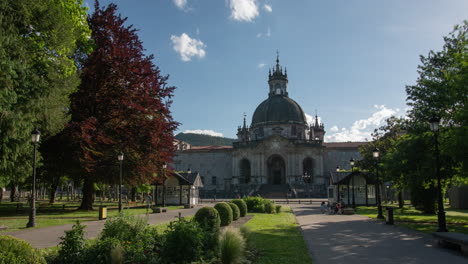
[251,95,307,127]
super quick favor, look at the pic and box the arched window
[240,159,251,184]
[303,158,314,183]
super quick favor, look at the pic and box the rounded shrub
[252,204,265,213]
[231,199,247,217]
[275,205,282,213]
[265,202,276,214]
[228,202,240,221]
[0,235,46,264]
[160,219,204,264]
[194,207,221,233]
[214,202,233,226]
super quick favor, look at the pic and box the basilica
[172,57,366,198]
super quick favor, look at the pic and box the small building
[328,171,376,206]
[155,171,203,206]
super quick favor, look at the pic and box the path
[4,205,205,248]
[291,204,468,264]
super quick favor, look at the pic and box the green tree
[0,0,91,199]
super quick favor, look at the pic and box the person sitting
[335,202,342,214]
[320,201,327,213]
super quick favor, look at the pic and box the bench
[342,208,355,215]
[152,207,167,213]
[433,232,468,255]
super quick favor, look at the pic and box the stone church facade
[172,57,366,198]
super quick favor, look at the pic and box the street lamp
[162,163,167,207]
[336,166,340,172]
[429,116,448,232]
[118,152,124,212]
[373,148,384,219]
[349,158,356,208]
[26,129,40,228]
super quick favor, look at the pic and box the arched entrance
[302,157,314,183]
[239,159,251,184]
[267,155,286,185]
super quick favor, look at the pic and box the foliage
[215,203,233,226]
[253,204,265,213]
[57,221,86,264]
[194,207,221,233]
[243,196,269,213]
[0,235,46,264]
[228,202,240,220]
[100,214,147,242]
[59,2,178,210]
[275,205,282,213]
[219,227,246,264]
[0,0,91,199]
[409,185,437,214]
[265,201,276,214]
[160,218,204,264]
[231,199,247,217]
[175,133,235,147]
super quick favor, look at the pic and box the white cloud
[305,113,321,126]
[184,129,224,137]
[330,126,339,132]
[229,0,259,22]
[257,26,271,38]
[170,33,206,62]
[325,105,398,142]
[263,4,272,12]
[257,63,266,68]
[173,0,187,10]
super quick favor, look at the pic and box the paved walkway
[291,204,467,264]
[4,206,204,248]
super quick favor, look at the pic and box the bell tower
[268,52,288,97]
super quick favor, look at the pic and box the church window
[303,158,314,183]
[291,125,297,137]
[212,176,217,186]
[240,159,251,184]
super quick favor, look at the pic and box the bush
[410,185,437,214]
[0,235,46,264]
[194,207,221,233]
[231,199,247,217]
[265,202,276,214]
[219,227,246,264]
[57,221,86,264]
[100,214,147,242]
[252,204,265,213]
[160,219,204,264]
[228,203,240,220]
[81,237,121,264]
[215,203,233,226]
[243,197,264,212]
[275,205,282,213]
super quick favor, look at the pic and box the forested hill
[175,133,235,147]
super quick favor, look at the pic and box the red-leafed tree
[67,2,178,210]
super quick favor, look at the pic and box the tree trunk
[10,183,16,202]
[49,184,58,204]
[131,187,136,202]
[398,190,404,208]
[0,187,3,203]
[78,178,95,210]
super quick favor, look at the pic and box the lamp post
[118,152,124,213]
[336,166,340,172]
[429,116,448,232]
[162,163,167,207]
[350,158,356,208]
[26,129,40,228]
[373,148,384,219]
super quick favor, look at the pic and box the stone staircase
[255,184,290,199]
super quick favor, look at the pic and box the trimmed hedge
[231,199,247,217]
[214,202,233,226]
[228,202,240,221]
[275,205,282,213]
[0,235,46,264]
[194,207,221,233]
[265,202,276,214]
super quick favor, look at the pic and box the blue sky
[86,0,468,141]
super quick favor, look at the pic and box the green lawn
[244,208,313,264]
[356,205,468,234]
[0,201,183,233]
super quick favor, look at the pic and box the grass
[356,204,468,234]
[0,201,183,233]
[243,207,313,264]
